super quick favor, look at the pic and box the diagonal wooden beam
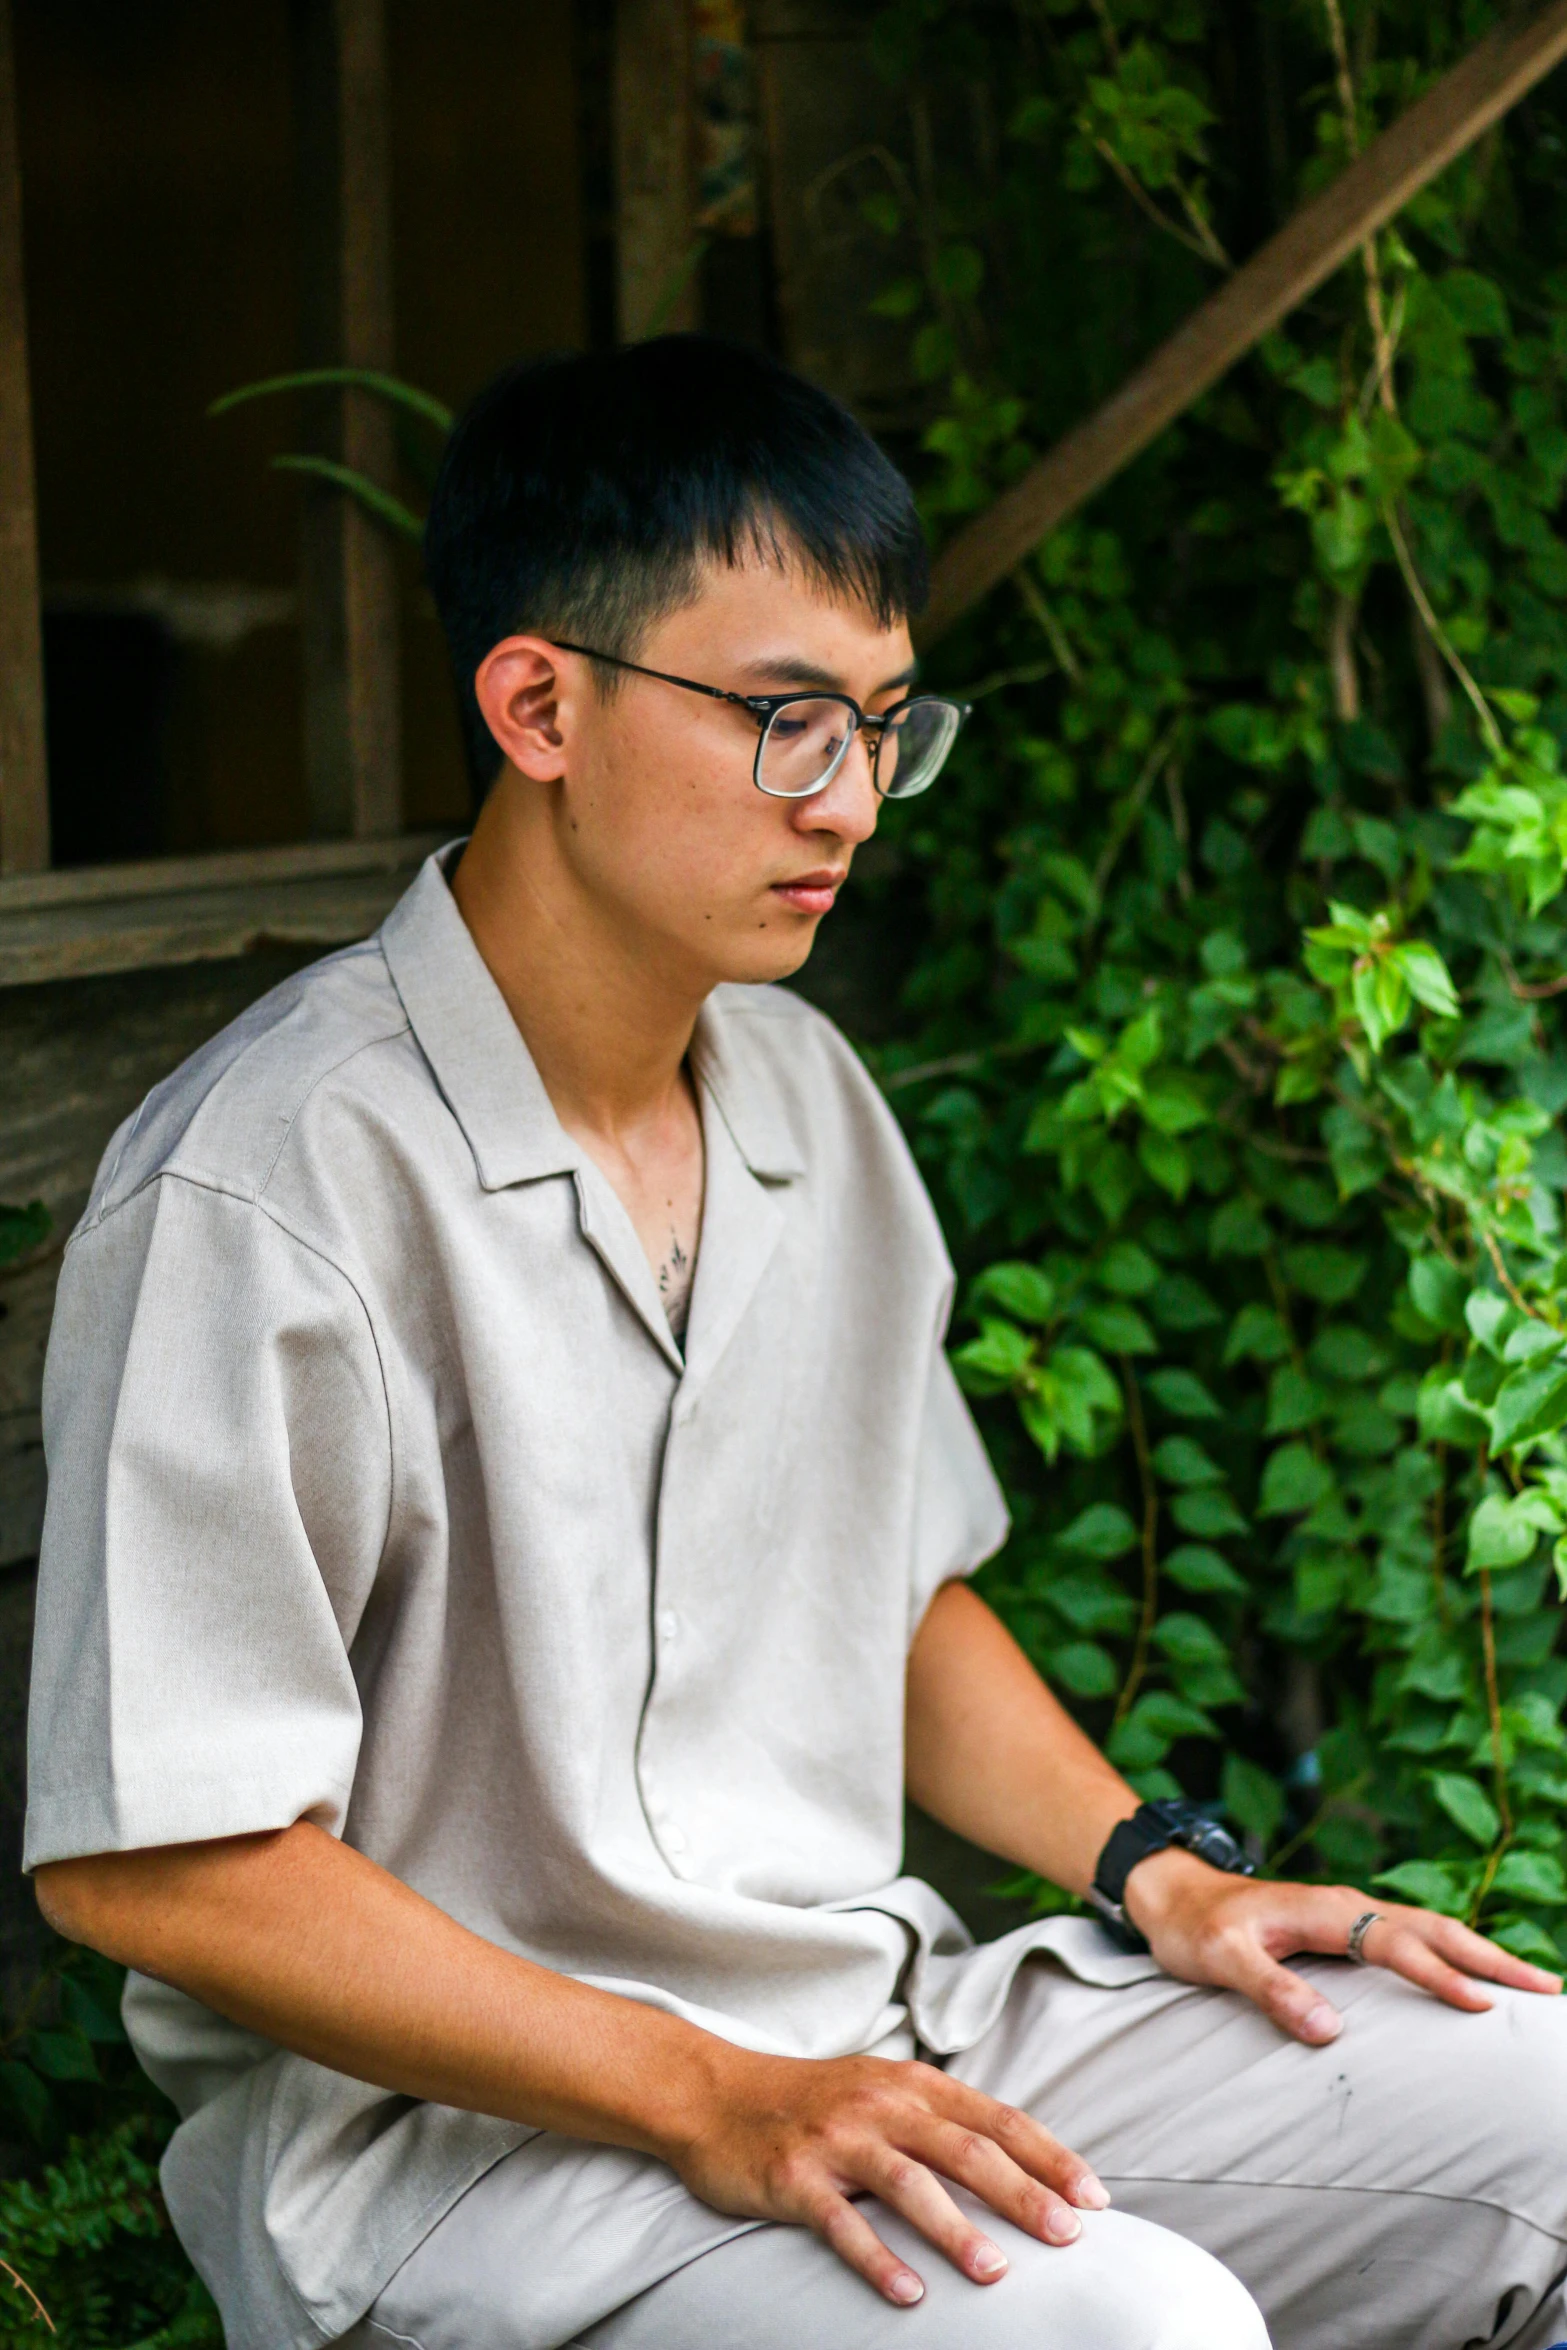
[919,0,1567,647]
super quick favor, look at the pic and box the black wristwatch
[1088,1798,1254,1952]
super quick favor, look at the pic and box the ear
[473,637,577,782]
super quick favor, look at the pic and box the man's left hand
[1123,1846,1563,2045]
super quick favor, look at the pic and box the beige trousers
[356,1956,1567,2350]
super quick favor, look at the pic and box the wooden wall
[13,0,585,861]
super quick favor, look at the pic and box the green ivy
[0,1950,218,2348]
[865,0,1567,1959]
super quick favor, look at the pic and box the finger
[1410,1911,1563,1996]
[810,2188,928,2307]
[1365,1921,1492,2011]
[858,2144,1017,2284]
[934,2079,1109,2209]
[1230,1944,1344,2044]
[916,2115,1088,2247]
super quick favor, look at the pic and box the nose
[792,726,879,846]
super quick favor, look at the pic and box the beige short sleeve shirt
[26,852,1022,2350]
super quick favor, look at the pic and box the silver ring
[1346,1910,1383,1965]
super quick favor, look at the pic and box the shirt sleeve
[24,1175,391,1869]
[909,1341,1011,1635]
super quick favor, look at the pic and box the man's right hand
[38,1825,1105,2310]
[669,2047,1108,2307]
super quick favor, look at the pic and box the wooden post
[0,0,48,876]
[615,0,697,341]
[292,0,402,839]
[921,0,1567,645]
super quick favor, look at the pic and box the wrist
[1121,1844,1223,1939]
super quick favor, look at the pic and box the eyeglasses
[550,641,970,802]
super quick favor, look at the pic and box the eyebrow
[736,654,920,698]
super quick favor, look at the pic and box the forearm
[35,1824,729,2159]
[905,1581,1138,1893]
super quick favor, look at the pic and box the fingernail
[1046,2206,1082,2243]
[889,2270,924,2305]
[1075,2174,1111,2209]
[1301,2001,1342,2043]
[972,2240,1008,2278]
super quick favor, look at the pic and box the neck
[450,770,707,1143]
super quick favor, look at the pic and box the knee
[1042,2210,1271,2350]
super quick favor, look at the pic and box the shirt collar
[378,849,807,1190]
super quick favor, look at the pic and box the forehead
[647,549,915,674]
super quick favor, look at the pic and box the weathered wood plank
[920,0,1567,645]
[0,0,48,876]
[616,0,697,339]
[293,0,403,836]
[0,830,444,987]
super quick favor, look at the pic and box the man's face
[481,555,916,992]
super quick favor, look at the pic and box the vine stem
[1467,1556,1515,1931]
[1481,1224,1547,1323]
[1381,502,1505,758]
[0,2262,53,2333]
[1113,1358,1159,1726]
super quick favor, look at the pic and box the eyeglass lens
[757,697,961,801]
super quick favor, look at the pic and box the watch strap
[1088,1799,1255,1952]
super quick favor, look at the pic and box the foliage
[861,0,1567,1956]
[0,1207,49,1272]
[0,1949,217,2348]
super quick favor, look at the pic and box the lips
[770,870,846,916]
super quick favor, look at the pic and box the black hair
[423,335,929,792]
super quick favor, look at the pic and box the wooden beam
[292,0,402,838]
[615,0,697,340]
[0,0,48,875]
[921,0,1567,646]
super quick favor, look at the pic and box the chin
[706,918,821,990]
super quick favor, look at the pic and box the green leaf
[0,1199,49,1268]
[269,454,425,543]
[1258,1441,1334,1516]
[1491,1359,1567,1452]
[1223,1304,1291,1364]
[1392,941,1460,1018]
[1138,1128,1191,1199]
[1489,1918,1565,1965]
[1280,1245,1367,1303]
[1221,1751,1285,1843]
[209,365,454,432]
[1152,1276,1225,1332]
[1152,1610,1228,1668]
[1371,1859,1471,1916]
[1078,1301,1157,1353]
[1151,1435,1224,1487]
[1209,1200,1270,1256]
[26,2025,99,2081]
[1265,1365,1324,1434]
[1492,1849,1567,1905]
[1428,1771,1502,1848]
[1163,1543,1248,1594]
[1097,1241,1160,1295]
[1145,1368,1223,1419]
[1408,1255,1468,1332]
[1056,1503,1139,1559]
[0,2059,51,2142]
[1170,1487,1249,1538]
[972,1262,1057,1324]
[1047,1640,1120,1696]
[952,1317,1034,1388]
[1467,1490,1559,1572]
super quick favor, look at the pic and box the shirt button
[658,1609,680,1642]
[663,1824,688,1855]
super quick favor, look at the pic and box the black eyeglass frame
[549,639,970,801]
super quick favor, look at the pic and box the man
[26,337,1567,2350]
